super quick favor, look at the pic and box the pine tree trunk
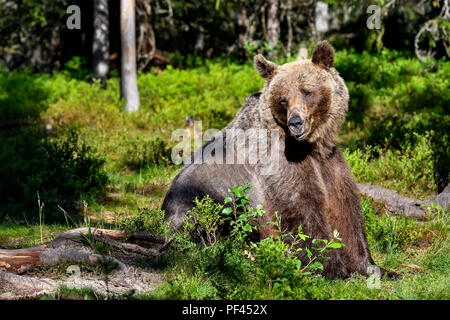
[286,0,293,58]
[267,0,280,57]
[121,0,140,112]
[92,0,109,83]
[315,1,329,35]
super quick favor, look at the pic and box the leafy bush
[116,208,170,235]
[345,132,437,199]
[222,183,265,243]
[361,199,423,252]
[121,137,172,170]
[0,69,50,126]
[0,129,109,220]
[168,183,344,299]
[184,195,224,247]
[336,49,449,193]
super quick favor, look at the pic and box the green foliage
[0,128,109,220]
[345,132,437,198]
[184,195,224,247]
[121,137,172,170]
[249,212,343,297]
[222,183,265,243]
[61,56,90,81]
[137,61,262,131]
[93,241,111,256]
[336,49,449,193]
[116,208,170,236]
[361,199,423,252]
[0,69,50,125]
[168,183,345,299]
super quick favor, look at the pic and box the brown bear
[162,41,382,279]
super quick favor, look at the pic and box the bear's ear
[254,54,278,79]
[311,41,335,69]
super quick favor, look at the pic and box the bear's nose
[288,117,304,133]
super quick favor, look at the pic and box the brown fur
[162,41,385,279]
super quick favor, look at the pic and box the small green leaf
[328,242,343,248]
[222,207,232,215]
[306,247,312,259]
[238,214,247,221]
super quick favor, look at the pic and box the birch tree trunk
[92,0,109,83]
[267,0,280,58]
[121,0,140,112]
[315,1,329,35]
[286,0,293,58]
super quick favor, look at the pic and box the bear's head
[254,41,349,154]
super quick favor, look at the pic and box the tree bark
[136,0,156,71]
[121,0,140,112]
[0,228,172,299]
[92,0,109,83]
[0,228,172,274]
[315,1,329,34]
[267,0,280,57]
[286,0,293,58]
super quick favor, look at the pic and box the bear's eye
[302,90,312,98]
[279,97,288,106]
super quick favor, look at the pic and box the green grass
[0,49,448,299]
[0,222,70,249]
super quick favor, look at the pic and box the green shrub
[222,183,265,243]
[0,129,109,220]
[0,69,50,125]
[361,199,423,252]
[345,82,373,123]
[336,49,449,193]
[121,137,172,170]
[168,183,345,299]
[345,132,437,198]
[184,195,224,247]
[116,208,170,235]
[61,56,90,81]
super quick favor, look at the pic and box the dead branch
[415,0,450,62]
[0,228,171,299]
[0,228,173,274]
[357,183,449,220]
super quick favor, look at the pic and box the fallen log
[0,227,172,274]
[357,183,449,220]
[0,228,171,299]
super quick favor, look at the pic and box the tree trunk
[0,228,172,274]
[92,0,109,83]
[136,0,156,71]
[267,0,280,57]
[121,0,140,112]
[286,0,293,58]
[315,1,329,35]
